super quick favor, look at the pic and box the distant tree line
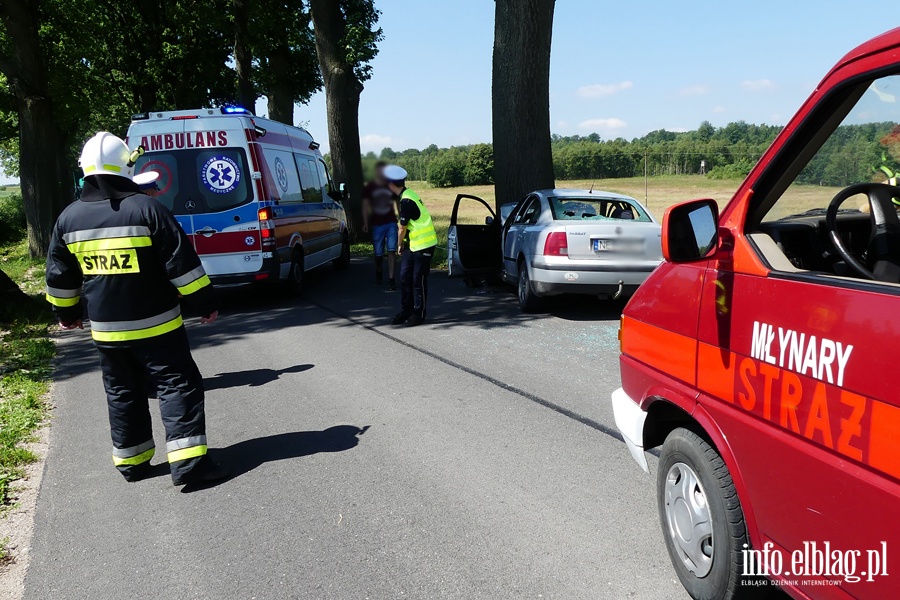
[354,120,900,188]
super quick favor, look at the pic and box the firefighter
[385,165,438,326]
[45,132,227,486]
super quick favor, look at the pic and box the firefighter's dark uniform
[45,175,218,484]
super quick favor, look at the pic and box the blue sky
[269,0,891,154]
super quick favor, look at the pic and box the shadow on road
[204,363,314,391]
[181,424,370,493]
[53,258,626,370]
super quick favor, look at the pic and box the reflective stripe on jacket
[401,189,438,252]
[45,175,217,344]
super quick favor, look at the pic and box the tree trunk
[266,44,295,124]
[492,0,556,210]
[234,0,255,109]
[0,0,73,258]
[309,0,365,242]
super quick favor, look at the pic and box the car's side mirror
[485,216,494,226]
[339,183,346,193]
[662,199,719,262]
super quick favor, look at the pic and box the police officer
[385,165,438,326]
[45,132,227,486]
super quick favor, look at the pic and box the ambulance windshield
[134,148,253,215]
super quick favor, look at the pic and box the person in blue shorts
[362,161,399,290]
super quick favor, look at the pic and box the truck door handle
[196,226,217,237]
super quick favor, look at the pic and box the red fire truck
[612,28,900,599]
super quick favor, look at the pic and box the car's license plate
[593,238,642,252]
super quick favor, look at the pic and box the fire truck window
[296,155,323,204]
[754,73,900,277]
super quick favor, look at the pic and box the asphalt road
[24,257,689,599]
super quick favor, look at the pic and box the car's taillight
[258,208,276,248]
[543,231,568,256]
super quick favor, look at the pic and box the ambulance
[612,29,900,599]
[126,107,350,290]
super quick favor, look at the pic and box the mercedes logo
[185,200,196,211]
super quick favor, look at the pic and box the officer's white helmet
[79,132,135,179]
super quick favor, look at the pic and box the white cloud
[578,118,628,131]
[740,79,775,92]
[557,120,569,128]
[360,134,394,152]
[666,127,690,133]
[577,81,633,98]
[712,106,726,114]
[677,84,711,97]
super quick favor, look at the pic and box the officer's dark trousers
[96,328,206,483]
[399,246,435,319]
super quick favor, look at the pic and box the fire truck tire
[657,428,766,599]
[333,235,351,271]
[285,249,304,296]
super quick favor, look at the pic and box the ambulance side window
[296,155,323,204]
[267,150,303,203]
[316,159,333,198]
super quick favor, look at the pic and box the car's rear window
[549,197,651,222]
[134,148,253,214]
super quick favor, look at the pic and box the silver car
[447,190,662,312]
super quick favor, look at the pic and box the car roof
[534,189,639,202]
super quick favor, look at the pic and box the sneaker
[391,312,409,325]
[375,271,383,285]
[172,458,230,486]
[387,278,397,291]
[407,314,425,327]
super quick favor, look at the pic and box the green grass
[0,239,54,509]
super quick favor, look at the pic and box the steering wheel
[826,182,900,282]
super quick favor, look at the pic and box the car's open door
[447,194,502,280]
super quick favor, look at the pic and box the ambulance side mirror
[662,199,719,262]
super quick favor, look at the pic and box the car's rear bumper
[611,387,649,473]
[529,257,659,296]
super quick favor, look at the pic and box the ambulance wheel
[333,235,351,271]
[657,428,762,599]
[286,251,304,296]
[517,261,542,313]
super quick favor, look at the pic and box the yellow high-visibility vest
[402,189,438,252]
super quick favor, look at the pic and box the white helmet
[79,132,136,179]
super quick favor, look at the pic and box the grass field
[0,240,54,516]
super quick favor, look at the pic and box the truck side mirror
[662,199,719,262]
[339,183,346,193]
[485,216,494,226]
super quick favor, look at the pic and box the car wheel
[658,428,762,599]
[333,235,351,271]
[285,250,304,296]
[517,261,542,313]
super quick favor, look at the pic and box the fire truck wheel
[286,250,305,296]
[333,235,351,271]
[657,428,763,599]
